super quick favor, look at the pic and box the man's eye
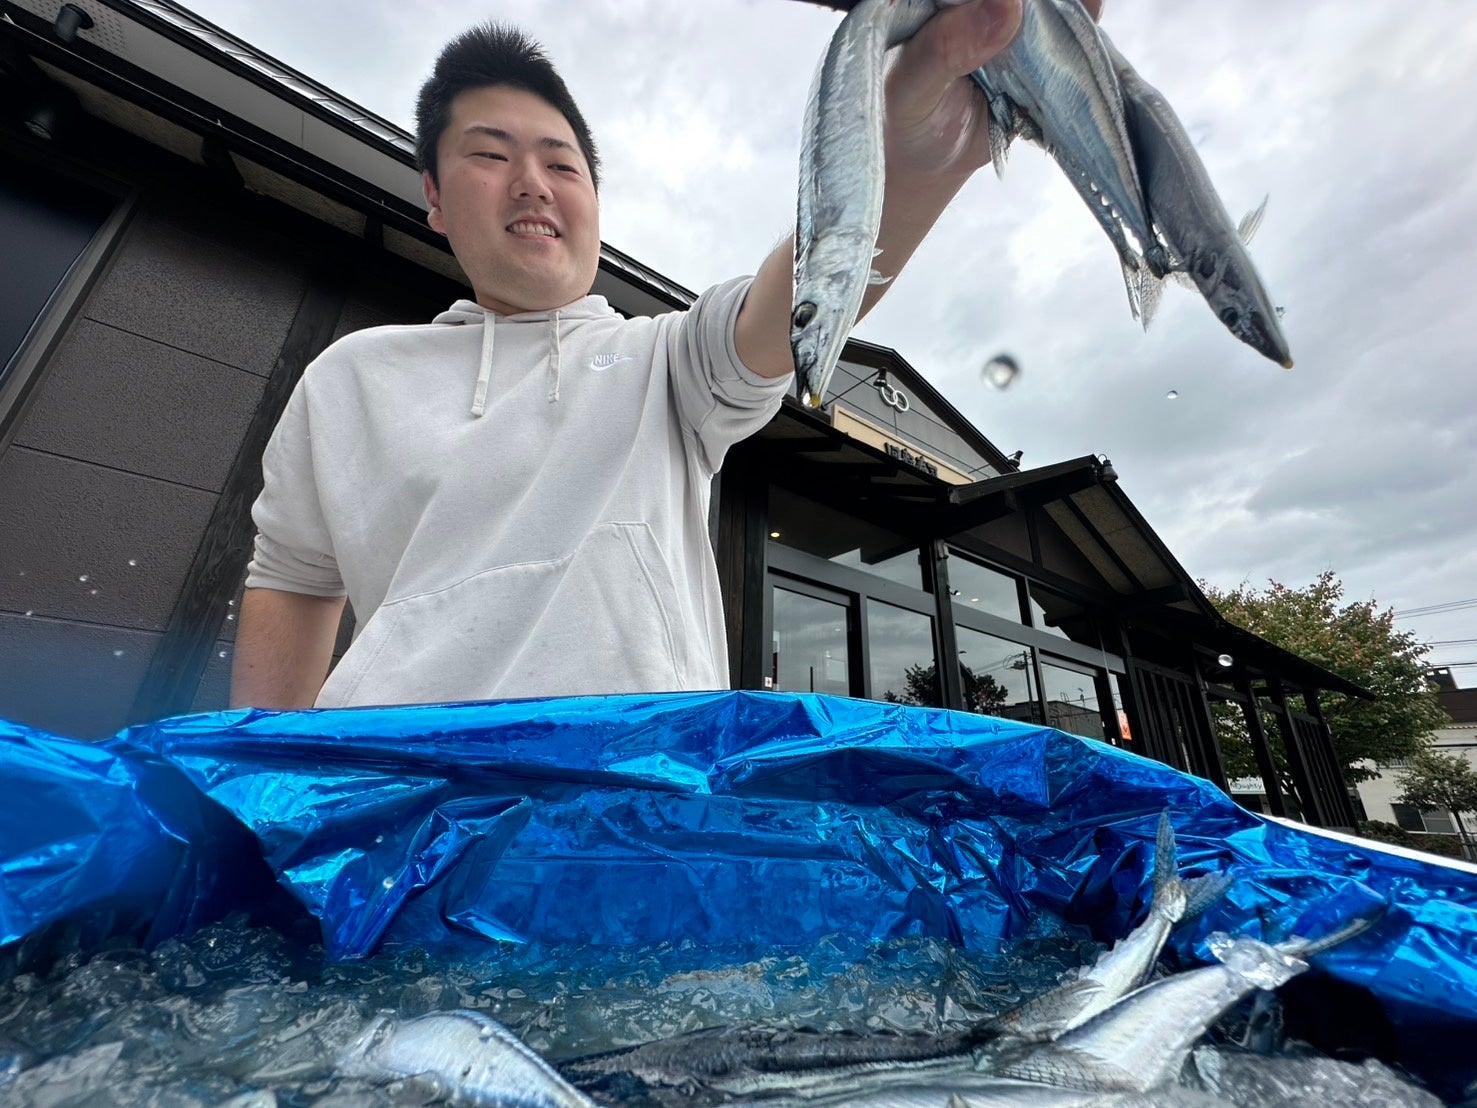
[552,164,580,174]
[473,151,507,161]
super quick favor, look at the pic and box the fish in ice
[338,1009,594,1108]
[984,914,1380,1093]
[970,0,1160,320]
[792,0,969,409]
[986,812,1232,1041]
[1100,33,1294,368]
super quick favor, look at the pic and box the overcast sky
[182,0,1477,683]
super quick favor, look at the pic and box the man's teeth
[509,222,557,237]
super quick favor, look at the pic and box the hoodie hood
[433,295,620,417]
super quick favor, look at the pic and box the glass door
[770,580,854,696]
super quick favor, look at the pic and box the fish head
[1192,249,1294,369]
[791,298,824,407]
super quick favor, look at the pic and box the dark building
[0,0,1364,829]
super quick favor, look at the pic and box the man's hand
[733,0,1101,381]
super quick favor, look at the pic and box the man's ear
[423,170,446,236]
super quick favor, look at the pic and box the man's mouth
[508,221,559,238]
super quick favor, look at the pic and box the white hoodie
[245,276,790,706]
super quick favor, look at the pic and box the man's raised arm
[230,587,347,709]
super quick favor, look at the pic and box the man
[231,0,1035,710]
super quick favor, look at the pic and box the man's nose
[509,157,553,202]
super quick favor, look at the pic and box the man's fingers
[892,0,1022,96]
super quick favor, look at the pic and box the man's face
[424,85,600,315]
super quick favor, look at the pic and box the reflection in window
[868,600,939,707]
[1027,586,1099,648]
[955,626,1039,723]
[772,587,850,695]
[1039,659,1105,741]
[946,553,1020,623]
[770,486,923,590]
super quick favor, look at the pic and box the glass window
[955,626,1040,723]
[867,599,939,707]
[1026,585,1099,647]
[772,586,851,695]
[1390,803,1425,833]
[2,159,114,386]
[1039,659,1106,742]
[946,553,1021,623]
[770,486,922,590]
[1422,809,1456,835]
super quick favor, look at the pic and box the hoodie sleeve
[667,275,792,474]
[243,377,346,597]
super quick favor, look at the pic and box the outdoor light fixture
[1007,450,1024,466]
[53,4,94,44]
[1217,654,1234,667]
[769,531,780,540]
[1098,456,1119,482]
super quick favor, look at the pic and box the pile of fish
[334,816,1436,1107]
[789,0,1294,409]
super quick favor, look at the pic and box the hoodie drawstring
[471,312,495,418]
[467,305,568,416]
[547,310,562,403]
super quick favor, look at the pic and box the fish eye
[1220,306,1240,327]
[791,302,817,330]
[1220,268,1241,292]
[1197,256,1217,280]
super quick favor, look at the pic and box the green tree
[1396,749,1477,861]
[884,661,1009,716]
[1201,571,1449,789]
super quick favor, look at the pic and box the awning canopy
[746,405,1372,700]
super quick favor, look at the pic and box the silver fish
[971,0,1159,318]
[988,813,1231,1042]
[338,1010,593,1108]
[988,915,1378,1093]
[792,0,967,408]
[1100,33,1294,368]
[741,1076,1235,1107]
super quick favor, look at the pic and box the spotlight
[1098,457,1119,482]
[1006,450,1024,466]
[54,4,95,45]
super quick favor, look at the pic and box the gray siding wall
[0,180,456,738]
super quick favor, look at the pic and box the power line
[1394,598,1477,619]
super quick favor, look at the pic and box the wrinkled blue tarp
[3,691,1477,1095]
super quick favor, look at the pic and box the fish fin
[868,270,893,287]
[1170,270,1197,290]
[1181,871,1234,923]
[988,118,1012,179]
[1149,811,1187,923]
[1237,195,1269,244]
[1121,260,1163,329]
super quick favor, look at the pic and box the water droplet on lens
[982,354,1020,390]
[1166,389,1179,400]
[127,559,138,567]
[113,649,125,658]
[381,877,395,890]
[78,574,89,583]
[375,834,385,844]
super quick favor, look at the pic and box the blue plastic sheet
[4,691,1477,1095]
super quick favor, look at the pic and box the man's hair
[415,23,601,192]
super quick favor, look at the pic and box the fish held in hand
[1102,33,1294,368]
[792,0,967,409]
[971,0,1159,320]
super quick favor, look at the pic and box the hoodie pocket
[316,522,688,707]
